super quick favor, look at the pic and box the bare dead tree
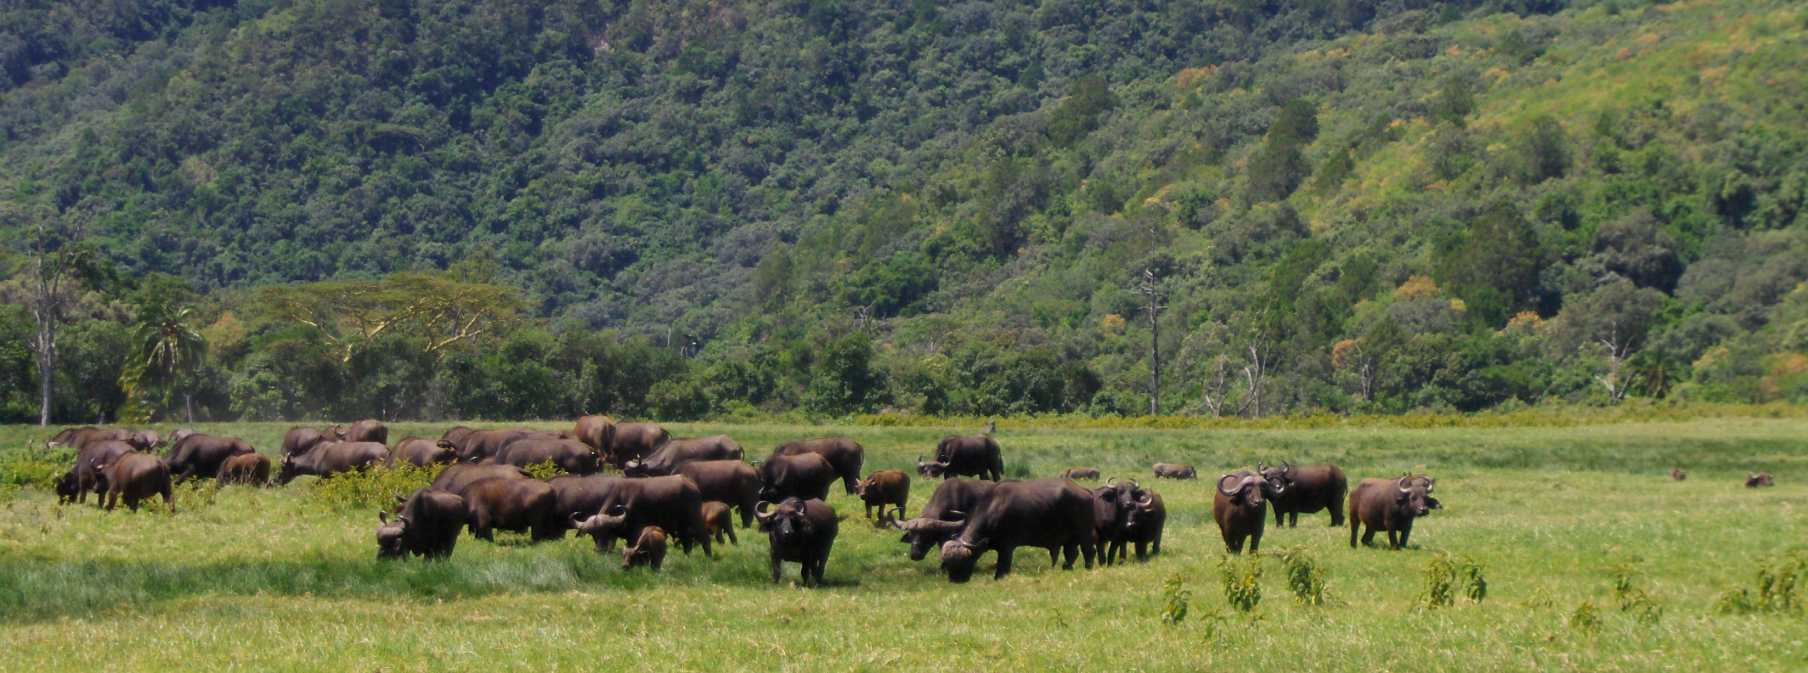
[1141,267,1164,415]
[19,207,89,426]
[1593,317,1637,403]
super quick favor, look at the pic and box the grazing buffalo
[622,526,669,571]
[166,428,198,449]
[1670,468,1687,481]
[166,434,256,482]
[1061,467,1101,481]
[1747,472,1775,487]
[216,453,271,487]
[276,442,388,484]
[855,469,910,523]
[626,435,743,476]
[377,488,467,559]
[701,501,737,545]
[579,475,712,557]
[439,426,476,454]
[1152,463,1197,480]
[893,478,1002,561]
[1259,462,1348,528]
[50,427,129,451]
[1213,471,1283,554]
[453,429,541,464]
[938,479,1096,582]
[573,415,617,454]
[676,460,761,529]
[457,477,559,542]
[757,498,838,586]
[1122,487,1166,562]
[772,437,866,495]
[392,437,457,467]
[1349,475,1440,550]
[282,427,332,456]
[70,439,137,506]
[758,452,838,503]
[95,453,174,512]
[545,474,625,540]
[55,470,80,503]
[605,422,670,468]
[490,437,601,475]
[128,429,160,450]
[919,435,1004,481]
[429,463,530,493]
[332,419,389,445]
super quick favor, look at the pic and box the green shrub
[1715,551,1808,615]
[1424,552,1488,608]
[1277,546,1332,606]
[1219,555,1263,613]
[309,464,436,511]
[0,445,73,489]
[1160,574,1191,625]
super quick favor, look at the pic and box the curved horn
[1135,491,1153,507]
[944,509,966,522]
[1256,461,1268,473]
[1216,474,1240,496]
[1106,476,1118,487]
[570,512,587,527]
[1396,475,1413,493]
[754,500,775,523]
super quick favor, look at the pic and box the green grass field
[2,418,1805,672]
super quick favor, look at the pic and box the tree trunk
[37,353,51,427]
[184,392,194,423]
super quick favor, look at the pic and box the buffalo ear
[1426,496,1443,510]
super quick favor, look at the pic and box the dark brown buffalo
[1122,486,1165,562]
[758,452,838,502]
[701,501,737,545]
[167,428,198,448]
[573,415,616,454]
[50,427,128,451]
[1214,471,1284,554]
[70,439,137,506]
[55,470,79,503]
[281,427,332,457]
[892,478,1002,561]
[332,419,389,445]
[127,429,160,450]
[757,498,838,586]
[429,463,530,493]
[1061,467,1101,481]
[392,437,457,467]
[626,435,743,476]
[377,488,466,559]
[1349,475,1440,549]
[575,475,711,557]
[276,441,388,484]
[95,453,174,512]
[675,460,761,529]
[489,437,601,475]
[545,474,626,539]
[452,428,534,463]
[622,526,669,571]
[939,478,1096,582]
[604,422,670,468]
[1152,463,1197,479]
[855,469,909,523]
[1747,472,1775,487]
[1670,467,1687,481]
[439,426,477,454]
[166,433,256,482]
[772,437,866,494]
[919,435,1003,481]
[458,477,559,541]
[48,426,95,448]
[1259,462,1348,528]
[216,453,271,487]
[1090,481,1134,566]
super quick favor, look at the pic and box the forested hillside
[2,0,1806,423]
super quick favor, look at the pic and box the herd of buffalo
[40,419,1777,585]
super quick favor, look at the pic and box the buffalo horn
[1216,474,1240,496]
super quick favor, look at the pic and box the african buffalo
[545,474,625,539]
[892,478,1002,561]
[276,441,388,484]
[1747,472,1775,487]
[453,428,542,464]
[439,426,476,454]
[758,452,838,502]
[675,460,761,529]
[622,526,669,571]
[772,437,865,494]
[166,428,197,448]
[579,475,711,557]
[606,422,670,467]
[919,435,1003,481]
[216,453,271,487]
[70,439,137,506]
[281,427,332,456]
[50,427,128,451]
[1061,467,1101,481]
[166,433,256,482]
[377,488,466,559]
[573,415,616,454]
[1259,462,1348,528]
[128,429,160,450]
[490,437,601,475]
[54,470,79,503]
[458,477,560,542]
[938,478,1096,582]
[392,437,457,467]
[430,463,530,493]
[1122,486,1165,562]
[1152,463,1197,479]
[855,469,910,523]
[1349,475,1440,550]
[757,498,838,586]
[701,501,737,545]
[1670,468,1687,481]
[95,453,174,512]
[332,419,389,445]
[625,435,743,476]
[1213,471,1283,554]
[1091,481,1134,567]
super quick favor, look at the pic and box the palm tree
[128,303,207,422]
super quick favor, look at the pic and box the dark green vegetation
[4,0,1808,423]
[2,418,1806,670]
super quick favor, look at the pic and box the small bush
[1715,551,1807,615]
[1160,574,1191,625]
[309,464,436,511]
[1423,552,1487,608]
[1568,601,1602,635]
[1219,555,1263,613]
[1609,559,1663,624]
[1277,546,1332,606]
[521,460,566,480]
[0,445,73,489]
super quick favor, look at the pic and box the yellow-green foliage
[309,463,436,511]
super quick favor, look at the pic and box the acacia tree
[252,272,526,364]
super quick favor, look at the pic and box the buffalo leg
[1360,527,1377,547]
[1061,544,1077,570]
[1226,533,1243,554]
[162,484,175,514]
[1385,529,1399,549]
[1350,522,1360,548]
[1399,520,1414,548]
[105,488,119,512]
[994,547,1014,580]
[770,550,783,584]
[1081,540,1096,569]
[1134,541,1148,562]
[1273,507,1285,527]
[1289,512,1299,528]
[1248,530,1262,554]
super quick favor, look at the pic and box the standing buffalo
[578,475,712,557]
[1152,463,1197,480]
[772,437,865,494]
[95,453,174,512]
[1090,481,1134,566]
[625,435,743,476]
[376,488,467,559]
[621,526,669,571]
[457,477,560,542]
[1348,475,1440,550]
[757,498,838,586]
[758,452,838,502]
[392,437,457,467]
[1061,467,1101,481]
[282,427,332,456]
[701,501,737,545]
[430,463,529,493]
[605,422,670,468]
[332,419,389,445]
[1259,462,1348,528]
[1213,471,1283,554]
[854,469,910,523]
[490,437,601,475]
[675,460,761,529]
[545,474,625,539]
[1122,487,1166,562]
[276,442,388,484]
[572,415,616,455]
[68,439,137,505]
[166,434,256,482]
[216,453,271,487]
[892,478,1002,561]
[1746,472,1775,487]
[938,479,1096,582]
[918,435,1004,481]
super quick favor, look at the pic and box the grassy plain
[1,418,1805,672]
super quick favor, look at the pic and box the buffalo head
[572,505,629,551]
[915,455,947,478]
[1393,475,1436,516]
[939,536,989,583]
[375,511,406,560]
[891,510,966,561]
[756,499,814,544]
[54,470,79,503]
[1217,471,1282,507]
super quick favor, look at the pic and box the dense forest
[2,0,1806,423]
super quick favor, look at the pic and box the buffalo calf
[622,526,669,571]
[701,501,737,546]
[855,469,910,523]
[97,453,174,513]
[216,453,271,487]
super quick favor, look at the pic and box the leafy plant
[1219,555,1263,614]
[1568,600,1602,635]
[1715,551,1808,615]
[1160,574,1191,625]
[309,464,436,511]
[1277,546,1332,606]
[1424,552,1488,608]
